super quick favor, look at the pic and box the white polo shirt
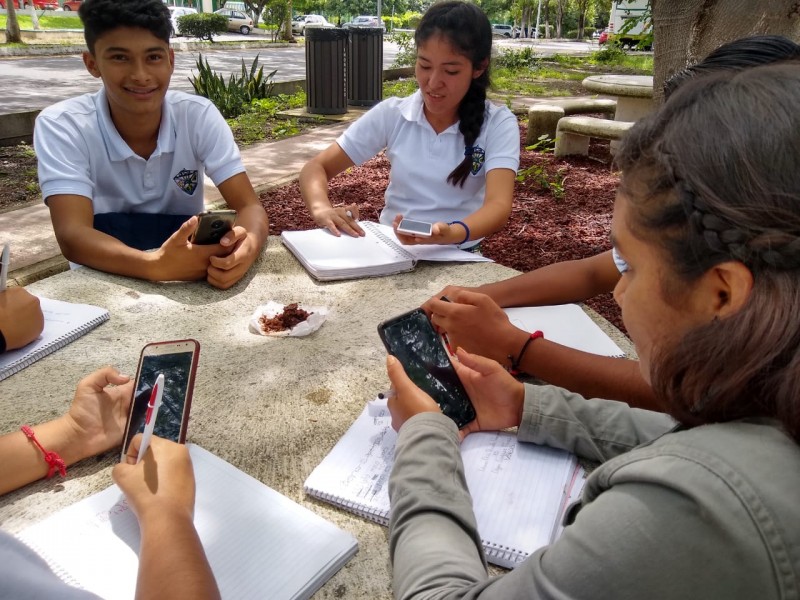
[337,90,520,230]
[34,89,245,215]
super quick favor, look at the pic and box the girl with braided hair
[384,62,800,598]
[300,1,518,249]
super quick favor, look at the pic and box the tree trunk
[5,0,23,44]
[652,0,800,104]
[281,0,294,42]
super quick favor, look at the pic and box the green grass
[383,78,417,98]
[0,14,83,29]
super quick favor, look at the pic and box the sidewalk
[1,116,358,286]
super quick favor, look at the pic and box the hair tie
[464,146,475,157]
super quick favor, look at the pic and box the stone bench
[526,98,617,145]
[554,116,634,157]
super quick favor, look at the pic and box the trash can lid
[348,27,384,37]
[306,27,349,41]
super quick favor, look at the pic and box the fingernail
[387,355,396,365]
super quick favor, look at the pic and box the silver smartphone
[396,218,433,237]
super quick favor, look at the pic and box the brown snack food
[259,303,313,333]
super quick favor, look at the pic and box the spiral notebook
[0,297,109,381]
[281,221,491,281]
[16,444,358,600]
[305,401,585,569]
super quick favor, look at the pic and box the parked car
[291,14,333,36]
[0,0,55,8]
[61,0,82,10]
[491,23,520,38]
[342,15,385,32]
[214,7,253,35]
[168,6,197,37]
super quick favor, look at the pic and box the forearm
[0,417,88,495]
[137,509,219,600]
[389,413,489,599]
[521,340,658,409]
[55,226,162,281]
[520,383,675,461]
[234,203,269,248]
[299,161,335,217]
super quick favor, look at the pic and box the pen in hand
[0,243,9,292]
[136,373,164,464]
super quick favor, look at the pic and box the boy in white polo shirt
[34,0,268,290]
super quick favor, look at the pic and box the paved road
[0,40,400,114]
[0,37,594,114]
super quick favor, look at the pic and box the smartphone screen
[121,340,199,460]
[378,309,476,428]
[397,218,433,237]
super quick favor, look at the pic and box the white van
[168,6,197,37]
[606,0,651,48]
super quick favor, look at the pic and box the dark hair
[79,0,171,54]
[664,35,800,97]
[415,1,492,188]
[616,63,800,441]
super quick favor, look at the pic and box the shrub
[189,53,277,118]
[391,31,416,67]
[178,13,227,42]
[493,47,538,70]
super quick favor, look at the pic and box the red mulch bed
[261,123,624,331]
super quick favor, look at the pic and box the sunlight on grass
[0,14,83,30]
[383,78,417,98]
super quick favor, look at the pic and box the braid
[447,82,487,187]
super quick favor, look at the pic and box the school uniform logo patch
[470,147,486,175]
[173,169,199,195]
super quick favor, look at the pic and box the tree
[5,0,22,44]
[652,0,800,102]
[243,0,270,27]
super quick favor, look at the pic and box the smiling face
[610,191,715,385]
[415,33,485,132]
[83,26,174,126]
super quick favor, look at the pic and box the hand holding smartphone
[190,210,237,245]
[378,308,476,428]
[121,339,200,461]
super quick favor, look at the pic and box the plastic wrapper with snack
[248,301,328,337]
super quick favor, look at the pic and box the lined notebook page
[504,304,625,357]
[17,445,358,600]
[305,402,581,568]
[0,297,109,381]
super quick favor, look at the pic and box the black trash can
[305,27,348,115]
[347,27,384,107]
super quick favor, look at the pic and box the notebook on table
[281,221,492,281]
[17,444,359,600]
[304,401,585,569]
[504,304,626,357]
[0,297,110,381]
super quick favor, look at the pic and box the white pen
[377,390,396,400]
[0,243,9,292]
[136,373,164,464]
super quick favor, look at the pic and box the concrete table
[582,74,655,123]
[0,238,634,599]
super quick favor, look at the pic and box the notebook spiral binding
[482,539,528,565]
[362,222,416,263]
[307,487,390,527]
[16,536,86,589]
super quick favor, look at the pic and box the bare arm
[0,367,132,495]
[0,287,44,351]
[478,250,620,307]
[424,290,658,409]
[47,195,224,281]
[114,436,220,600]
[299,142,363,237]
[206,172,269,290]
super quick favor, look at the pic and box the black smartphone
[190,209,236,245]
[120,339,200,461]
[377,308,476,429]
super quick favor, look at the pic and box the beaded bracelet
[21,425,66,479]
[508,331,544,375]
[448,220,471,245]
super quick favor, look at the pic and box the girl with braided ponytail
[384,62,800,598]
[300,1,518,248]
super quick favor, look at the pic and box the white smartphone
[396,218,433,237]
[120,339,200,461]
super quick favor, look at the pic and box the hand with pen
[0,287,45,353]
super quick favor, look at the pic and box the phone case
[191,210,236,245]
[121,339,200,460]
[377,309,475,428]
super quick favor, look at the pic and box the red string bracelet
[508,331,544,376]
[21,425,67,479]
